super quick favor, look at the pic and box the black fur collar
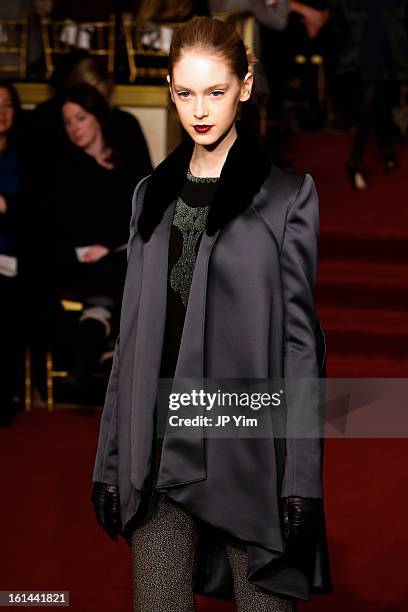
[138,120,271,242]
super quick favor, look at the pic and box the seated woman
[0,81,24,425]
[47,83,151,402]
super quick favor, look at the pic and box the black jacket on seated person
[33,106,151,263]
[25,106,151,341]
[49,138,148,267]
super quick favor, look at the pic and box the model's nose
[193,97,208,120]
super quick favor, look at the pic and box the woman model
[46,83,151,401]
[92,16,331,611]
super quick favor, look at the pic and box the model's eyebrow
[173,83,230,91]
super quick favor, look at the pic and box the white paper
[0,254,17,278]
[75,246,92,262]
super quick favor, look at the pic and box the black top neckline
[186,168,220,184]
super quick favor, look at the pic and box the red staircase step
[318,306,408,359]
[316,260,408,309]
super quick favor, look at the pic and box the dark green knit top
[159,169,219,378]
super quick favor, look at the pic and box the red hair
[168,16,249,81]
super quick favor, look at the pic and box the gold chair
[122,14,184,82]
[40,15,115,79]
[310,54,325,108]
[0,18,28,79]
[45,298,84,412]
[24,298,84,412]
[294,53,326,109]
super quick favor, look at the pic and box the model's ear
[167,74,175,103]
[239,72,253,103]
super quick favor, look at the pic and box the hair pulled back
[168,16,249,82]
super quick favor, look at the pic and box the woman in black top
[49,83,152,400]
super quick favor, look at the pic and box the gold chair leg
[46,351,54,412]
[24,346,32,412]
[129,55,137,83]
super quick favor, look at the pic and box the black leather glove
[91,482,122,542]
[281,496,322,580]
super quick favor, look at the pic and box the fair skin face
[62,101,113,170]
[62,101,111,262]
[167,49,253,178]
[0,87,15,214]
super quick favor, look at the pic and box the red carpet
[290,131,408,378]
[1,132,407,611]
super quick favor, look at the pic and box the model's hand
[91,482,122,542]
[281,496,321,578]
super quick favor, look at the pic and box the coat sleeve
[280,173,323,499]
[92,175,150,484]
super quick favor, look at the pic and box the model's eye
[211,90,225,97]
[177,91,191,99]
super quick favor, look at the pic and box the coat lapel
[174,230,220,378]
[156,229,221,488]
[129,203,174,489]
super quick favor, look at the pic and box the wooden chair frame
[122,15,184,82]
[40,14,115,79]
[0,18,28,79]
[25,299,83,412]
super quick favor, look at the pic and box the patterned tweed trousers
[131,491,296,612]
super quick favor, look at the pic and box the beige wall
[120,106,168,168]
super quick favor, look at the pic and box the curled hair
[168,16,249,82]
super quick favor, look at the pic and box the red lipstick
[194,125,213,134]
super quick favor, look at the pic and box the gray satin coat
[93,124,332,602]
